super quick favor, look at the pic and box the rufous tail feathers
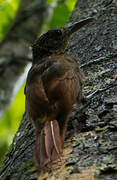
[34,120,63,168]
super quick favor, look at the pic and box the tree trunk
[0,0,117,179]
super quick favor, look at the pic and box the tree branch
[0,0,49,117]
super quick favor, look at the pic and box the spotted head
[32,17,95,63]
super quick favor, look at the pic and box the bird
[25,17,94,169]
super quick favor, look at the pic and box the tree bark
[0,0,117,179]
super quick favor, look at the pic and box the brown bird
[25,17,94,168]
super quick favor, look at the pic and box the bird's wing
[40,58,82,107]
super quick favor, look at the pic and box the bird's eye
[56,30,62,35]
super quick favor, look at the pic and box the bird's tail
[34,120,63,168]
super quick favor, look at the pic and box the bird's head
[32,17,95,63]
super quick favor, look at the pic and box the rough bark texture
[0,0,117,179]
[0,0,49,117]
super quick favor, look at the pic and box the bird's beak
[66,17,95,35]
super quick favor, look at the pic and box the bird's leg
[57,113,69,146]
[61,119,69,143]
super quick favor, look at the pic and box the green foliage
[47,0,76,29]
[0,0,20,40]
[0,0,21,164]
[0,84,25,164]
[0,141,9,165]
[49,4,70,28]
[47,0,53,4]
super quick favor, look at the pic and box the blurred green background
[0,0,76,164]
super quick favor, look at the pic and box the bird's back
[25,54,82,120]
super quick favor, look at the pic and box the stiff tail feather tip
[34,120,63,168]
